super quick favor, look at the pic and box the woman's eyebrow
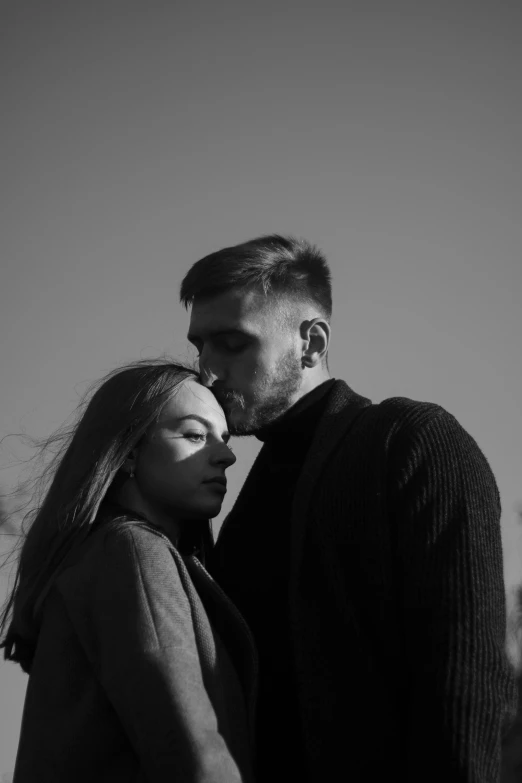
[174,414,211,427]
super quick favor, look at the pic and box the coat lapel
[185,555,258,734]
[289,381,372,585]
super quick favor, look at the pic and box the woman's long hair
[0,359,206,671]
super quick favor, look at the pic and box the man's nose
[199,365,219,388]
[198,349,222,387]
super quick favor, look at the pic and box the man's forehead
[188,287,271,333]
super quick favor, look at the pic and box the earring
[129,468,135,479]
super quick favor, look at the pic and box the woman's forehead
[160,379,226,427]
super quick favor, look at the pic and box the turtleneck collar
[255,378,337,444]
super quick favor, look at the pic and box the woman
[0,360,257,783]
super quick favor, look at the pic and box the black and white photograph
[1,3,521,781]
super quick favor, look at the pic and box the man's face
[187,288,304,435]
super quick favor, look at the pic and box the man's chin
[227,409,257,437]
[227,402,289,436]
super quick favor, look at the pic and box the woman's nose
[212,442,236,467]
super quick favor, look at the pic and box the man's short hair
[179,234,332,320]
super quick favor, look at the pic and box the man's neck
[256,377,336,442]
[291,367,331,407]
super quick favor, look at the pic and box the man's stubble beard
[221,348,303,436]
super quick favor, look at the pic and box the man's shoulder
[319,386,492,484]
[328,382,469,458]
[371,394,448,423]
[331,379,448,428]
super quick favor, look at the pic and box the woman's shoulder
[93,513,173,551]
[55,509,183,601]
[87,502,175,553]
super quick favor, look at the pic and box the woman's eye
[184,432,206,442]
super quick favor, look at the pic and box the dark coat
[13,517,257,783]
[214,381,516,782]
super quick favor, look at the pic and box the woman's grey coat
[13,517,257,783]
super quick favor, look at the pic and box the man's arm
[389,404,516,782]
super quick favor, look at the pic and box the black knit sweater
[209,379,336,780]
[212,380,516,783]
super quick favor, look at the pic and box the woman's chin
[207,503,224,519]
[182,502,223,520]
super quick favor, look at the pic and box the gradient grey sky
[1,2,521,776]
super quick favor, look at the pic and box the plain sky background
[1,1,521,777]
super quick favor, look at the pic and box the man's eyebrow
[186,328,251,343]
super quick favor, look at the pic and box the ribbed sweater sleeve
[388,403,514,782]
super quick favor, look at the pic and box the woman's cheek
[141,443,179,485]
[154,438,184,464]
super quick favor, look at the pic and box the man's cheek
[244,356,265,379]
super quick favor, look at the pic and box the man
[180,234,515,782]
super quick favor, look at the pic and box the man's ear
[300,317,331,368]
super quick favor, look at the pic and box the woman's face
[133,379,236,520]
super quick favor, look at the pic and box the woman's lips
[203,477,227,492]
